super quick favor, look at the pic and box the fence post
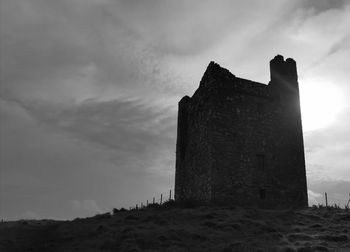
[147,200,148,206]
[161,194,163,204]
[136,204,138,210]
[169,190,172,200]
[325,192,328,207]
[153,197,155,204]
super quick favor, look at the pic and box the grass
[311,203,350,210]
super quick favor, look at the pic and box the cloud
[0,97,176,220]
[293,2,350,64]
[325,34,350,57]
[114,0,290,56]
[0,0,175,105]
[299,0,348,14]
[14,97,177,174]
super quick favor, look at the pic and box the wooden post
[160,194,163,204]
[169,190,172,200]
[325,192,328,207]
[136,204,138,210]
[153,197,155,204]
[141,202,143,208]
[147,200,148,206]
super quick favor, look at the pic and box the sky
[0,0,349,220]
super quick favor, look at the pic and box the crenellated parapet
[269,55,299,95]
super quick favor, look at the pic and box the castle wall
[175,56,308,207]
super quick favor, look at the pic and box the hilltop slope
[0,206,349,251]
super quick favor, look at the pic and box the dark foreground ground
[1,205,349,252]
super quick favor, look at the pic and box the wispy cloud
[0,97,175,219]
[299,0,348,14]
[18,98,176,151]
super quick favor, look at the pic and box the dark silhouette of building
[175,55,308,207]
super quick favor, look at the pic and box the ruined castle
[175,55,308,207]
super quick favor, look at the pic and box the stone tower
[175,55,308,207]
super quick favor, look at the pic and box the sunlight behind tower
[299,78,345,131]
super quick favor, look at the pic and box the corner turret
[269,55,299,96]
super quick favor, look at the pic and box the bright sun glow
[299,78,345,131]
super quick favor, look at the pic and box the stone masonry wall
[175,56,308,208]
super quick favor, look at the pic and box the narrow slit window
[259,189,266,199]
[257,154,266,170]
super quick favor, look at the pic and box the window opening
[259,189,266,199]
[257,154,266,170]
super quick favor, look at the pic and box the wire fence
[120,190,350,212]
[317,192,350,208]
[127,189,174,211]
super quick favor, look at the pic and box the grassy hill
[1,204,349,251]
